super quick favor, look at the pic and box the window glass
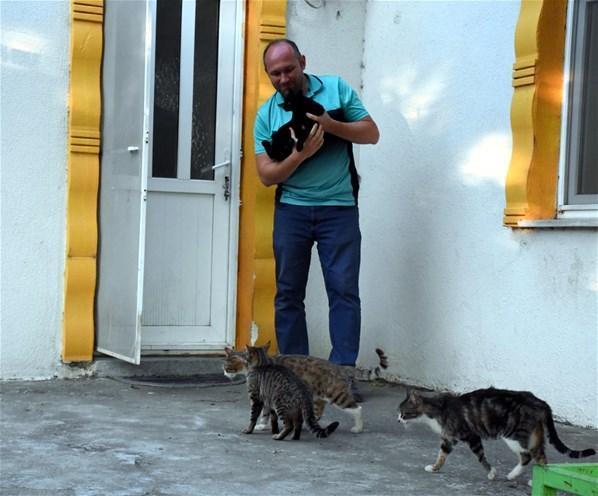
[190,0,220,180]
[151,0,182,179]
[576,1,598,195]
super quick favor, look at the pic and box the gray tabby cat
[398,388,596,480]
[243,344,339,440]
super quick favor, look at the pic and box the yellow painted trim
[63,0,104,361]
[236,0,287,352]
[504,0,567,226]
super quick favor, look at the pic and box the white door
[97,0,243,362]
[141,0,242,352]
[96,0,153,364]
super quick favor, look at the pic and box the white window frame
[557,0,598,221]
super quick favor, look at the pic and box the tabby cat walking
[398,388,596,480]
[242,345,339,440]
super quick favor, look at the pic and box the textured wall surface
[1,2,71,379]
[291,0,597,427]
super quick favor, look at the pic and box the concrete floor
[1,375,597,496]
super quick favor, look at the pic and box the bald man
[254,39,379,401]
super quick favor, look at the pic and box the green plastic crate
[532,463,598,496]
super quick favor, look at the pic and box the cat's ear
[263,340,271,352]
[406,388,421,402]
[224,346,234,356]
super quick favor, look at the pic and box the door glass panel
[152,0,182,178]
[578,1,598,195]
[190,0,220,180]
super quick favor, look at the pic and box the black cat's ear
[262,140,272,155]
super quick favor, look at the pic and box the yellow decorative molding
[63,0,104,361]
[504,0,567,226]
[237,0,286,352]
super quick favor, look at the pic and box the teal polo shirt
[254,74,369,206]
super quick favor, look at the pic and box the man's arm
[306,113,379,145]
[256,123,324,187]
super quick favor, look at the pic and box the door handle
[212,160,231,170]
[127,146,139,153]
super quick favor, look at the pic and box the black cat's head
[282,92,325,117]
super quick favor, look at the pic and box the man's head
[263,39,306,98]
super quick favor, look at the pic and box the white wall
[287,0,367,93]
[292,0,598,427]
[1,1,71,379]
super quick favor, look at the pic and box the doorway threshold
[92,354,226,380]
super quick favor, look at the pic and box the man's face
[264,43,306,98]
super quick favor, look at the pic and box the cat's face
[398,390,425,423]
[223,347,248,379]
[283,93,325,117]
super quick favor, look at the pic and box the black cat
[262,92,325,161]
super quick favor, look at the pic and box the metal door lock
[223,176,230,201]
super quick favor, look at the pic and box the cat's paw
[242,428,253,434]
[254,422,270,432]
[487,468,497,480]
[425,465,439,473]
[350,425,363,433]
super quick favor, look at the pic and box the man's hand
[307,112,379,145]
[306,111,333,132]
[296,122,324,159]
[255,123,324,187]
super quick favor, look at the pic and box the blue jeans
[273,203,361,366]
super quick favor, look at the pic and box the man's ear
[299,54,306,71]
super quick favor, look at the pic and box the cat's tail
[374,348,389,376]
[307,418,340,439]
[365,348,389,379]
[543,406,596,458]
[303,403,339,438]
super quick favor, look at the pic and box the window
[559,0,598,217]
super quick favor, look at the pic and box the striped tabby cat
[224,343,388,433]
[243,345,339,440]
[398,388,596,480]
